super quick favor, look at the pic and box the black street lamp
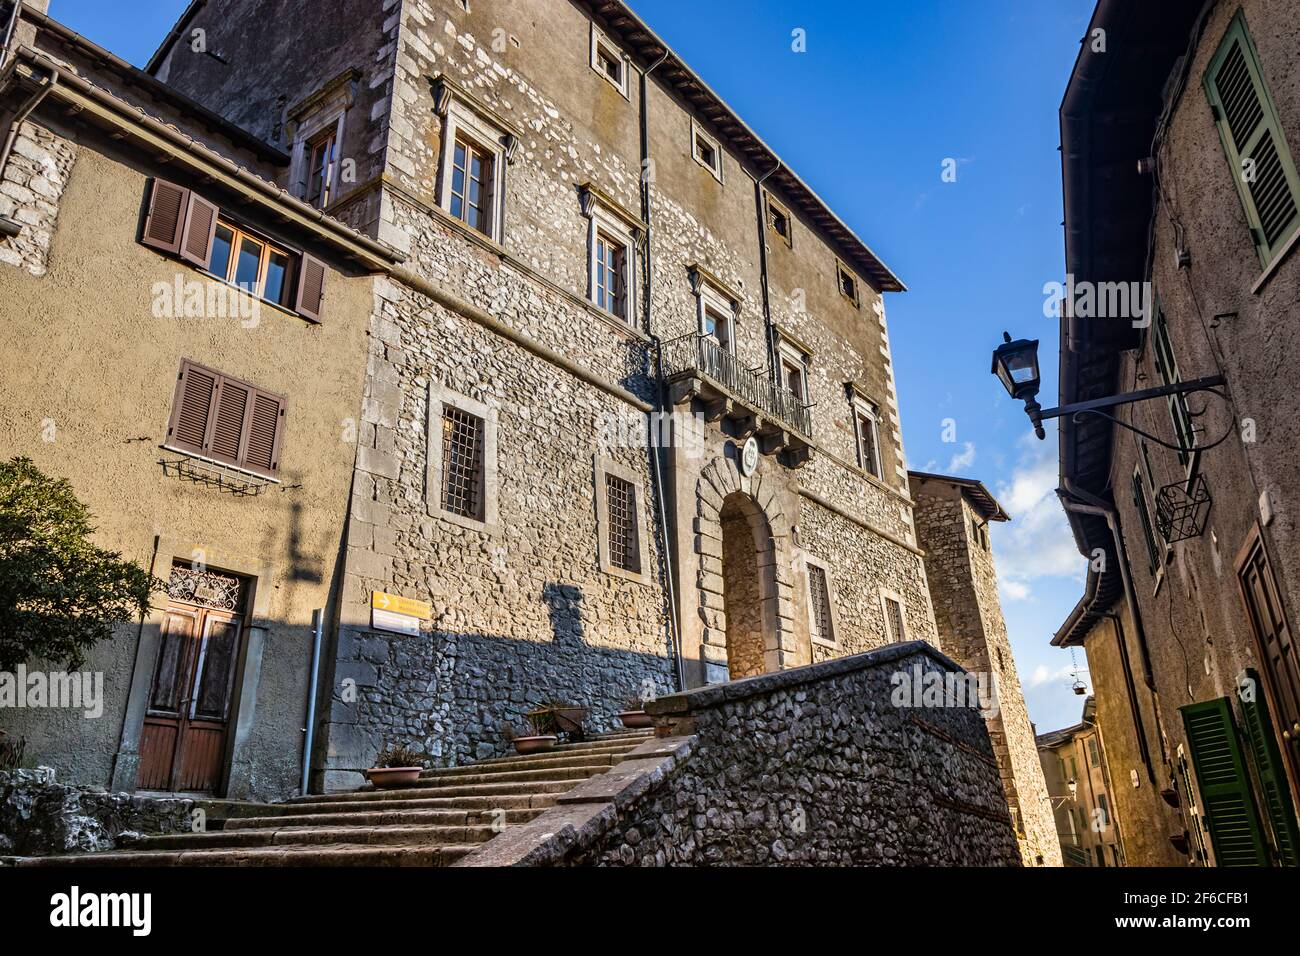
[991,331,1229,450]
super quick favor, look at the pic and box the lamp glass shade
[992,337,1041,400]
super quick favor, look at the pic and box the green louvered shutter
[1181,697,1268,866]
[1204,12,1300,266]
[1240,670,1300,866]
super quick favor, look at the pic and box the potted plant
[616,692,653,729]
[506,714,557,755]
[365,742,428,789]
[527,700,589,741]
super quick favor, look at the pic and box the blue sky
[52,0,1097,732]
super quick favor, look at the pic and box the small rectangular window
[441,404,486,520]
[306,126,338,209]
[594,229,628,320]
[691,121,722,181]
[808,564,835,645]
[590,26,629,98]
[450,135,495,236]
[605,473,640,573]
[837,261,860,306]
[1088,736,1101,768]
[853,396,881,478]
[767,194,792,247]
[883,596,906,643]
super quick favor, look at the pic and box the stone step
[225,806,543,831]
[285,778,576,805]
[467,737,647,766]
[253,793,559,815]
[401,764,606,788]
[420,752,627,777]
[20,841,476,867]
[123,822,499,851]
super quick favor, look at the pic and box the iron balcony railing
[661,333,812,439]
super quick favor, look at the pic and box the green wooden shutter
[1180,697,1268,866]
[1204,12,1300,266]
[1240,669,1300,866]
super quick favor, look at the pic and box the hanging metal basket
[1156,474,1211,544]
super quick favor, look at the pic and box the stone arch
[694,455,795,681]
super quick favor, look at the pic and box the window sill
[811,637,837,650]
[599,563,652,587]
[429,505,500,538]
[197,272,317,326]
[1251,225,1300,295]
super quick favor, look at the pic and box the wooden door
[1237,528,1300,795]
[138,601,243,793]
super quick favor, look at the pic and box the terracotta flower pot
[513,735,558,755]
[617,710,653,729]
[366,766,422,789]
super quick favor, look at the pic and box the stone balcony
[660,333,813,465]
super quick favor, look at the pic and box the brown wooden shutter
[243,390,285,475]
[209,378,252,466]
[166,362,218,455]
[180,193,220,269]
[294,253,327,321]
[141,179,191,255]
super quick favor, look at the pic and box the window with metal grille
[441,405,485,520]
[808,564,834,644]
[884,596,906,643]
[450,134,494,236]
[605,474,639,573]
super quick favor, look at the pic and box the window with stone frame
[807,562,835,646]
[691,118,723,182]
[440,404,486,521]
[837,260,861,307]
[594,227,629,320]
[435,91,511,243]
[696,278,736,354]
[305,124,339,209]
[605,473,640,574]
[580,189,641,327]
[777,338,810,403]
[594,455,649,583]
[851,393,882,478]
[590,24,630,98]
[766,192,793,248]
[882,592,907,643]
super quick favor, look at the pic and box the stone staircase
[18,729,654,867]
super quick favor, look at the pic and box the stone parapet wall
[0,122,77,278]
[461,642,1022,866]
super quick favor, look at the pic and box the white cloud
[1000,579,1031,602]
[991,431,1084,593]
[1026,662,1088,690]
[946,441,976,472]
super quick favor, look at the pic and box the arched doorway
[719,492,776,680]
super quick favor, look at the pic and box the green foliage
[0,458,160,672]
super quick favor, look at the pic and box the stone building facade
[1055,0,1300,866]
[909,472,1059,866]
[150,0,943,789]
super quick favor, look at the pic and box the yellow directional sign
[371,591,432,620]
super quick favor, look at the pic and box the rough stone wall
[319,252,674,785]
[0,768,192,857]
[567,642,1022,866]
[0,122,77,278]
[910,478,1061,866]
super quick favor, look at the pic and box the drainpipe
[0,64,55,180]
[1059,480,1173,771]
[639,48,684,693]
[0,1,20,72]
[753,160,782,380]
[300,608,324,796]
